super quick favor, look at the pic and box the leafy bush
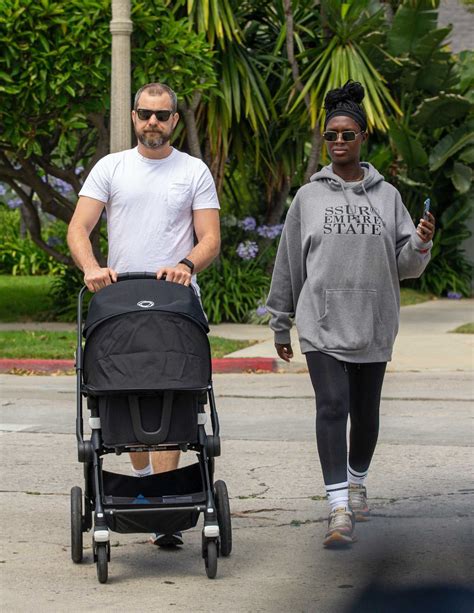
[417,200,473,296]
[0,206,67,276]
[49,266,89,322]
[199,256,271,325]
[196,215,283,324]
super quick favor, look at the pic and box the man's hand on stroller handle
[84,266,117,292]
[156,264,192,286]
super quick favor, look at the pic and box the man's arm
[67,196,117,292]
[157,208,220,285]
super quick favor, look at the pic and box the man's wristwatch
[178,258,194,273]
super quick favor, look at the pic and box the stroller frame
[71,273,231,583]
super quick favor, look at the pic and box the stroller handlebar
[116,272,158,281]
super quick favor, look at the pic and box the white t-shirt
[79,147,219,277]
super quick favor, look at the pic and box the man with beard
[67,82,220,547]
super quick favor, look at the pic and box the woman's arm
[266,204,305,345]
[395,192,435,280]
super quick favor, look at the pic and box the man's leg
[150,450,180,473]
[129,450,180,474]
[129,451,151,472]
[148,450,182,546]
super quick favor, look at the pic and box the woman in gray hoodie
[266,81,435,548]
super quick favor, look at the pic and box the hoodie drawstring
[361,182,386,227]
[339,181,385,228]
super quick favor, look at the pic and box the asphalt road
[0,370,473,612]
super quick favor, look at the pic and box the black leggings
[306,351,387,486]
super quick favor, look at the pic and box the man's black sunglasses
[136,108,173,122]
[323,130,364,142]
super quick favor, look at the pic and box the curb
[0,357,279,375]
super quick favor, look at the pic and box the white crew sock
[326,481,349,512]
[131,463,152,477]
[348,465,368,486]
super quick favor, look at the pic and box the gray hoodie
[266,162,432,363]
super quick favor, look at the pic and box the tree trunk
[179,93,203,160]
[304,127,323,183]
[266,175,291,225]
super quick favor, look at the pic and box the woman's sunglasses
[136,109,173,122]
[323,130,364,142]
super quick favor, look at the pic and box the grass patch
[400,288,433,307]
[0,275,54,322]
[0,330,253,359]
[450,323,474,334]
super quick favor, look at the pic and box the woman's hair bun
[324,80,365,110]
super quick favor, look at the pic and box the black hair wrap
[324,80,367,132]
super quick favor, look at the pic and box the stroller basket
[103,462,205,505]
[101,463,205,534]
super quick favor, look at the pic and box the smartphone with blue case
[423,198,431,220]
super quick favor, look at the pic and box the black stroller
[70,273,232,583]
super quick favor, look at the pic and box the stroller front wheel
[96,542,109,584]
[204,539,218,579]
[70,486,83,563]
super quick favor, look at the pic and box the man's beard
[137,128,173,150]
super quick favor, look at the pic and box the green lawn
[0,275,54,322]
[399,288,433,306]
[0,330,253,359]
[450,323,474,334]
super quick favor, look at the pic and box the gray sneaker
[349,484,370,522]
[323,507,355,548]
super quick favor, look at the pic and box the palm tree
[289,0,402,132]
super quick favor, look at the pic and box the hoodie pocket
[316,289,380,351]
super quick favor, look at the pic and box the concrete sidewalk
[211,298,474,372]
[1,298,472,372]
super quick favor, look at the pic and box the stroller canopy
[82,279,211,393]
[83,278,209,337]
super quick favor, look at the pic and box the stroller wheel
[214,480,232,557]
[96,542,109,584]
[204,539,218,579]
[70,486,83,563]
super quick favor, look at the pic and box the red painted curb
[0,358,75,372]
[211,357,277,373]
[0,357,278,374]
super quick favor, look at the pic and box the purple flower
[239,216,257,232]
[7,197,22,209]
[50,177,73,195]
[447,291,462,299]
[75,165,84,176]
[256,224,284,239]
[256,305,268,317]
[236,240,259,260]
[46,236,62,247]
[0,184,7,197]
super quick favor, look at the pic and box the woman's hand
[417,212,435,243]
[275,343,294,362]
